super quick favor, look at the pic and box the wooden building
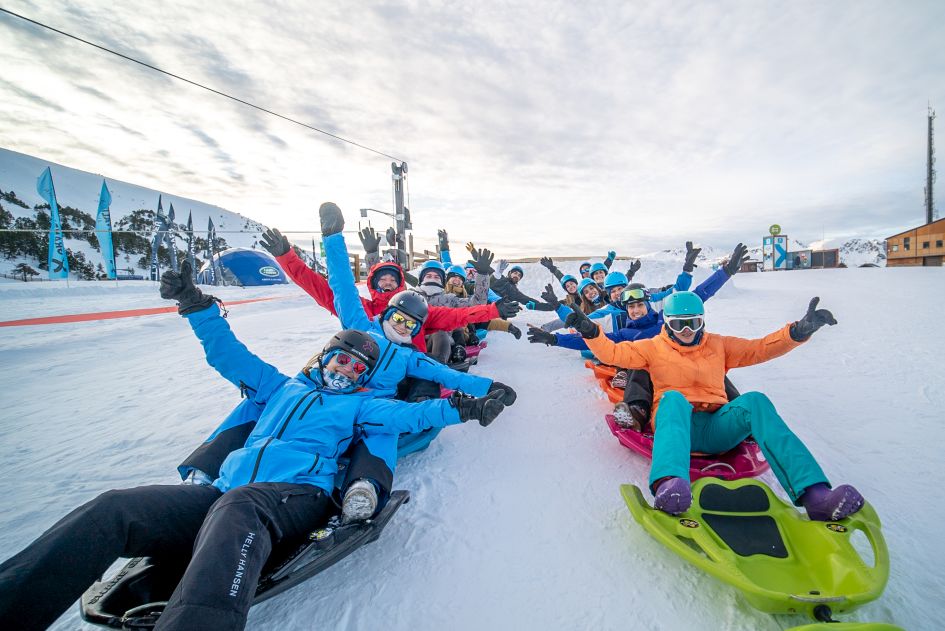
[886,217,945,267]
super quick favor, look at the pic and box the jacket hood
[366,260,407,313]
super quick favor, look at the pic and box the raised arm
[724,297,835,369]
[603,250,616,269]
[539,256,565,281]
[321,203,373,331]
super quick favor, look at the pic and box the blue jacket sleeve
[186,305,289,404]
[404,351,491,396]
[440,249,453,265]
[358,397,463,436]
[649,271,692,302]
[693,268,730,303]
[555,332,590,351]
[555,304,572,321]
[324,233,373,330]
[487,288,502,303]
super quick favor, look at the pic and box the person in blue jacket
[320,203,517,520]
[529,244,749,429]
[0,261,508,631]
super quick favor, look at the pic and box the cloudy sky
[1,0,943,256]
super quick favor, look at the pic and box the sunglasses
[333,351,369,375]
[389,311,420,331]
[665,315,705,333]
[619,287,649,304]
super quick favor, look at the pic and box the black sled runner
[79,490,410,629]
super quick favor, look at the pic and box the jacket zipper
[247,390,318,483]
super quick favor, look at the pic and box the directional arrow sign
[774,243,787,268]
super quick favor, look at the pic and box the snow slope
[0,265,941,630]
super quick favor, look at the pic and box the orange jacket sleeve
[276,249,372,316]
[721,323,803,370]
[583,326,652,370]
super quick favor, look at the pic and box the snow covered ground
[0,263,941,630]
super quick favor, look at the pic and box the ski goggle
[665,315,705,333]
[389,311,420,332]
[619,287,649,304]
[580,265,591,273]
[331,351,369,375]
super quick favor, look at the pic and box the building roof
[886,216,945,240]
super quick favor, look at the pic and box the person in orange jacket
[565,291,864,521]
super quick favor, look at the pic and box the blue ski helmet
[464,262,475,270]
[589,262,608,277]
[560,274,579,292]
[446,264,466,282]
[603,271,628,290]
[663,291,705,317]
[418,260,446,286]
[508,265,525,278]
[577,278,598,296]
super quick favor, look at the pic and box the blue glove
[607,250,616,260]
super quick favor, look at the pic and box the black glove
[539,256,554,270]
[564,305,600,339]
[723,243,749,277]
[658,283,674,293]
[526,324,557,346]
[790,297,838,342]
[319,202,344,236]
[451,391,507,427]
[683,241,702,273]
[507,323,522,340]
[488,381,517,405]
[496,299,521,319]
[260,228,290,257]
[359,226,382,253]
[469,247,495,274]
[385,227,396,246]
[437,229,449,252]
[627,259,641,280]
[160,261,215,315]
[540,283,560,309]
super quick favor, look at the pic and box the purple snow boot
[653,477,692,515]
[801,483,865,521]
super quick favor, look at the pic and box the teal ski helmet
[446,265,466,282]
[589,262,608,277]
[419,260,446,286]
[603,271,628,290]
[663,291,705,317]
[560,274,579,292]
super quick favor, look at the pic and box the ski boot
[612,402,648,431]
[801,483,864,521]
[342,479,379,524]
[610,370,628,389]
[653,477,692,515]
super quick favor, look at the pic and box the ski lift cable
[0,7,407,163]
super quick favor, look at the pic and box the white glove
[494,259,509,279]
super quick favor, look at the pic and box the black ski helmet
[384,290,429,324]
[304,329,379,378]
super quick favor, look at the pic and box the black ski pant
[620,371,742,407]
[0,482,331,631]
[427,330,453,364]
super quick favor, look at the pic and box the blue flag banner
[36,167,70,279]
[206,217,217,285]
[186,210,196,281]
[150,195,164,281]
[165,203,179,272]
[95,180,116,279]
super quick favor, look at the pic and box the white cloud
[1,0,943,256]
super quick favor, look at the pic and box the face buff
[321,366,357,392]
[382,318,414,344]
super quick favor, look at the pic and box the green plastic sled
[621,478,890,620]
[787,623,904,630]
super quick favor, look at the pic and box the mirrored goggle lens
[389,312,419,330]
[666,316,704,333]
[335,351,368,375]
[620,287,649,303]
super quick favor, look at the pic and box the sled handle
[844,504,891,593]
[699,462,738,474]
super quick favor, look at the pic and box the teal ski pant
[649,391,829,503]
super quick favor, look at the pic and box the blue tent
[198,247,288,286]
